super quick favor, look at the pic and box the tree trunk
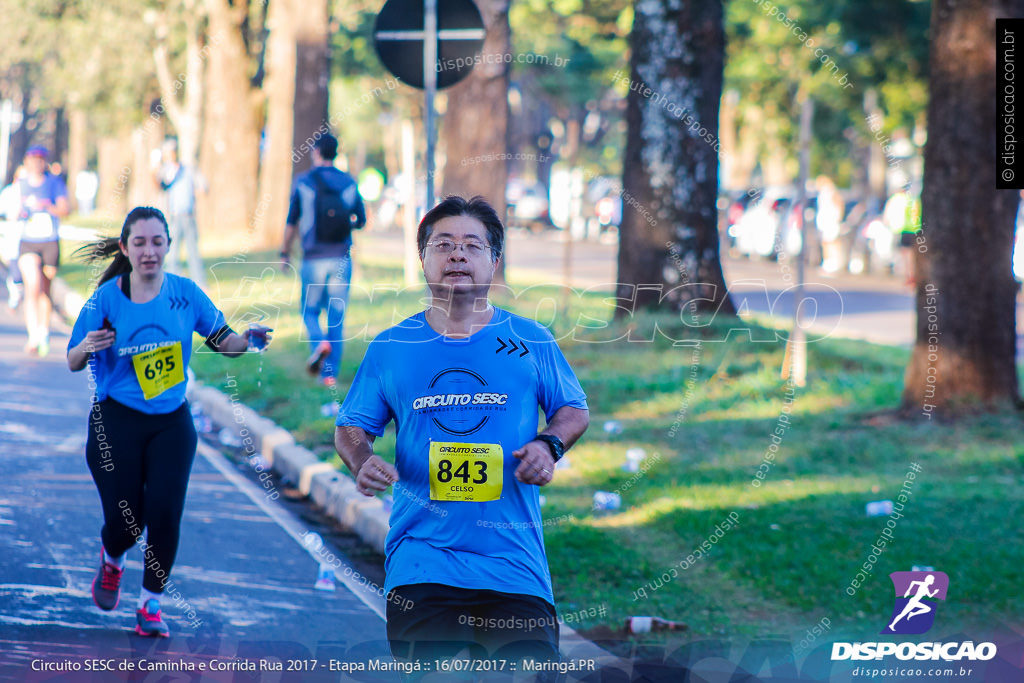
[439,0,510,284]
[257,0,298,250]
[130,122,162,208]
[95,131,132,219]
[617,0,734,316]
[200,0,261,235]
[152,2,206,171]
[901,0,1023,415]
[291,0,329,178]
[5,68,37,185]
[66,109,88,211]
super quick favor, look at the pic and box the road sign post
[374,0,486,211]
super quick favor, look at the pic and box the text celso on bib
[132,341,185,400]
[429,441,503,502]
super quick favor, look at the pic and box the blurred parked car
[721,190,757,249]
[507,179,552,232]
[582,176,621,239]
[730,188,801,259]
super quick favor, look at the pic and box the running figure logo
[882,571,949,635]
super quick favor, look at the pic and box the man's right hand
[356,455,399,496]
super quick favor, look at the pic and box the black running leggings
[85,397,198,593]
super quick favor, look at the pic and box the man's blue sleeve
[336,344,392,436]
[535,328,588,422]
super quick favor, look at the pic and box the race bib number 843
[429,442,503,502]
[132,342,185,400]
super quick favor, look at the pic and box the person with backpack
[280,133,366,387]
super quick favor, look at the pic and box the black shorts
[19,240,60,268]
[899,231,921,248]
[386,583,560,670]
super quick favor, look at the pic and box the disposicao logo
[831,570,997,662]
[882,570,948,635]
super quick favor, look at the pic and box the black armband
[204,324,235,351]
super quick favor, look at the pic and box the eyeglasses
[425,239,492,256]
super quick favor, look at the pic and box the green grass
[62,247,1024,650]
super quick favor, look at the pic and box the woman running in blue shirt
[67,206,271,637]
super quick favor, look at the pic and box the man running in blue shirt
[335,195,589,673]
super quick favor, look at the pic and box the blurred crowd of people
[720,177,1024,287]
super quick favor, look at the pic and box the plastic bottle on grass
[626,616,686,634]
[623,447,646,472]
[865,500,894,517]
[302,533,336,592]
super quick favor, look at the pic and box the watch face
[539,435,563,460]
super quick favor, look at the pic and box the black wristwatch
[533,434,565,462]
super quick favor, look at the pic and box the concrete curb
[184,380,391,555]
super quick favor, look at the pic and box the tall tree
[617,0,734,316]
[200,0,265,235]
[257,0,330,246]
[440,0,511,282]
[723,0,930,187]
[258,0,298,248]
[901,0,1023,414]
[152,0,207,174]
[291,1,330,177]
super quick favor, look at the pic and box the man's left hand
[513,440,556,486]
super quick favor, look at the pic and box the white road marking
[195,441,387,620]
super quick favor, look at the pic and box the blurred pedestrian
[16,145,68,356]
[155,138,207,288]
[816,176,845,273]
[67,206,271,637]
[335,196,588,676]
[280,132,365,388]
[884,186,922,286]
[0,166,25,309]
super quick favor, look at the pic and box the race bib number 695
[429,442,503,502]
[132,342,185,400]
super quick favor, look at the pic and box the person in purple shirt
[17,145,68,357]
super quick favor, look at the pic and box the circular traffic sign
[373,0,486,90]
